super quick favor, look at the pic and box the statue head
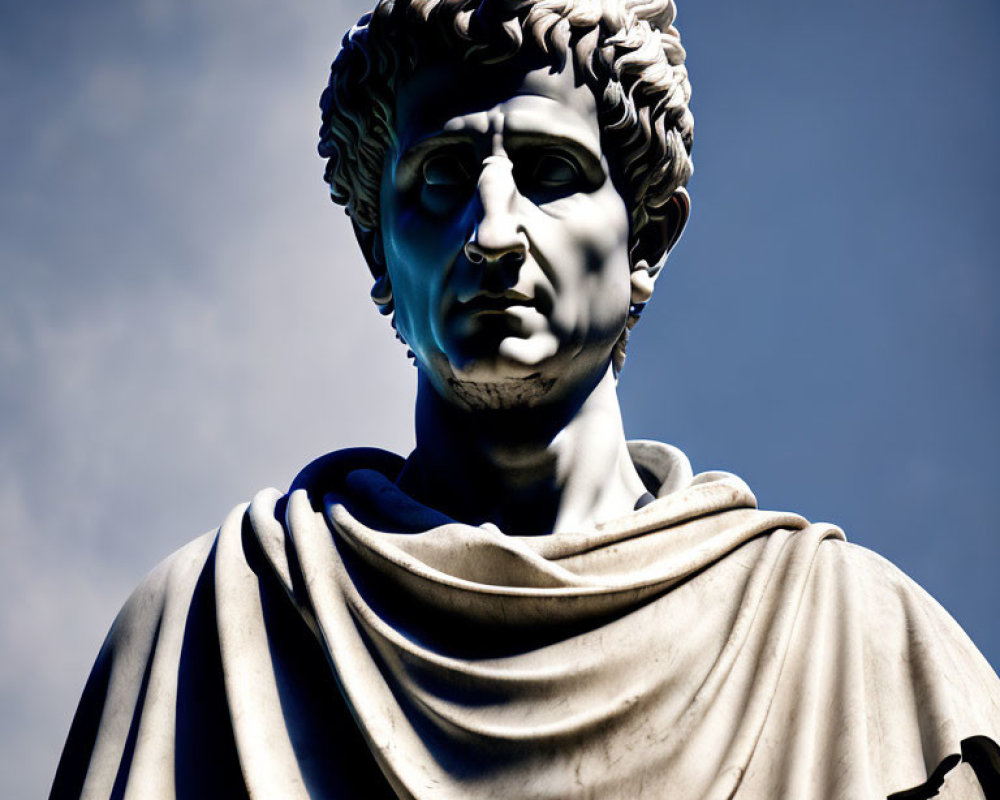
[318,0,693,407]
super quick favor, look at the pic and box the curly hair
[318,0,692,268]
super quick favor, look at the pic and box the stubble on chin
[446,375,557,411]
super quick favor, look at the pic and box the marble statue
[51,0,1000,797]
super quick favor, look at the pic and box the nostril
[463,235,527,268]
[499,251,525,268]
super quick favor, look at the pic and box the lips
[463,296,532,317]
[451,289,535,318]
[442,290,545,344]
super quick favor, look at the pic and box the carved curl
[318,0,693,274]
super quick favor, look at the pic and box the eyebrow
[503,101,602,160]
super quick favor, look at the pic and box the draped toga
[51,442,1000,799]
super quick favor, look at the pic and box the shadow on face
[380,52,633,411]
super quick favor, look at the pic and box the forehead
[393,54,601,155]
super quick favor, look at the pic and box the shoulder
[743,531,1000,797]
[806,537,982,650]
[105,528,221,650]
[807,535,1000,714]
[812,537,977,636]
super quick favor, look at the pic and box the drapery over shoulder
[51,442,1000,799]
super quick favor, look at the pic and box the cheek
[584,253,632,331]
[543,189,631,323]
[386,199,472,273]
[584,190,631,259]
[537,184,629,258]
[382,204,471,346]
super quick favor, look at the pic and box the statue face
[380,54,632,409]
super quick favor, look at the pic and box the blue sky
[1,0,997,797]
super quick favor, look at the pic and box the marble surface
[48,0,1000,796]
[52,444,1000,798]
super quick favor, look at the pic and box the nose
[463,156,528,268]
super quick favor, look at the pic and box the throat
[399,367,648,535]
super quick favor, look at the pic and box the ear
[351,220,387,280]
[628,188,691,276]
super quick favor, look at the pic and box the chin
[435,343,561,409]
[444,374,558,411]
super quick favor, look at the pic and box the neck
[396,367,648,535]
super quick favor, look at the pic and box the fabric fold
[51,442,1000,800]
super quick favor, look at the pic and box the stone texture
[51,444,1000,798]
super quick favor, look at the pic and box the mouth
[455,289,535,318]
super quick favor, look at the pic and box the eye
[422,154,472,187]
[530,152,580,188]
[418,152,475,214]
